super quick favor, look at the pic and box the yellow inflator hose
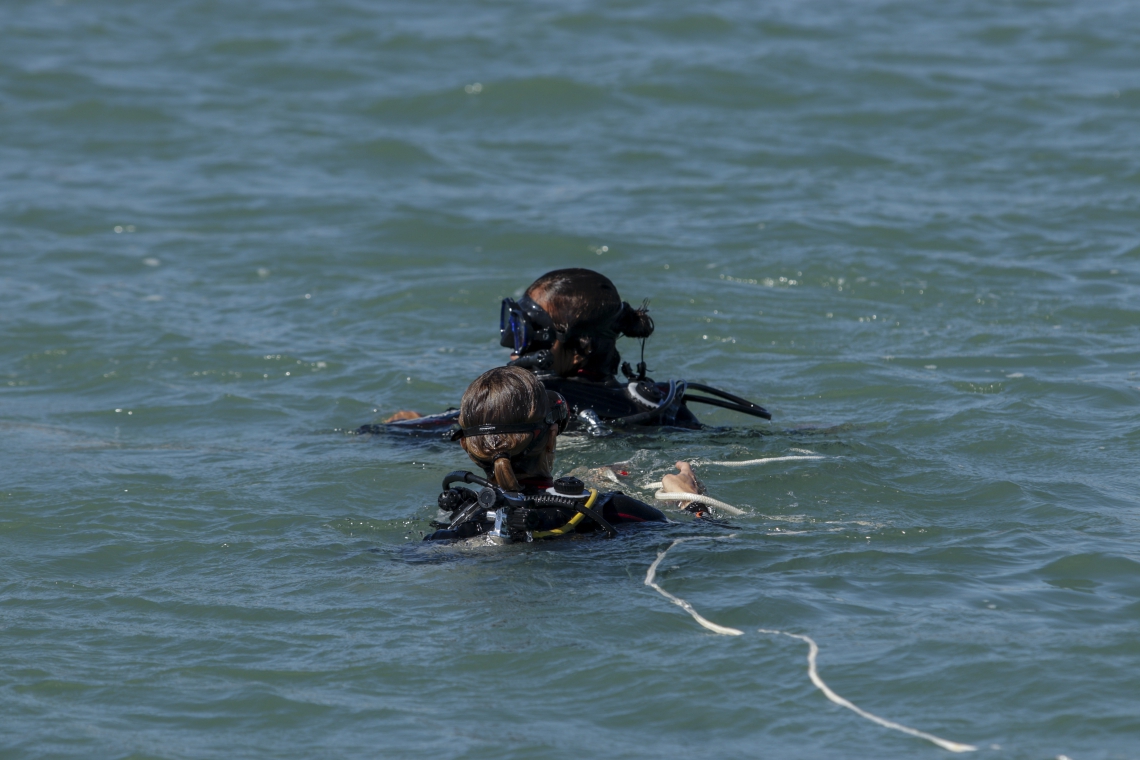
[530,489,598,538]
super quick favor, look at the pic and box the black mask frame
[499,296,563,355]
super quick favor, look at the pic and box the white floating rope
[653,490,747,516]
[756,628,976,753]
[645,537,742,635]
[701,455,826,467]
[641,454,827,516]
[646,537,977,754]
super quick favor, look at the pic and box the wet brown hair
[458,366,551,490]
[525,268,654,377]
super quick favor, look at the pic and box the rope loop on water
[653,491,746,515]
[646,452,827,516]
[645,536,977,754]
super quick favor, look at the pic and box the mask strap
[449,422,545,441]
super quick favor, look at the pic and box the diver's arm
[355,409,423,434]
[356,408,458,436]
[661,461,701,508]
[600,493,667,523]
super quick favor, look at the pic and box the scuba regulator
[433,471,617,543]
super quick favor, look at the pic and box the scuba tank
[425,473,619,544]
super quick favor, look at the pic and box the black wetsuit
[424,477,666,542]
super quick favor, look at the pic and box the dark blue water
[2,1,1139,758]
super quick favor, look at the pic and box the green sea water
[2,1,1139,758]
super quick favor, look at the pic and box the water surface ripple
[2,1,1139,758]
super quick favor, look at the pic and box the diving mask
[499,296,561,355]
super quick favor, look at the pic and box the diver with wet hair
[425,366,703,542]
[375,268,770,437]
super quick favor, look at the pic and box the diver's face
[517,291,582,378]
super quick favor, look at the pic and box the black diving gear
[423,472,665,543]
[506,350,553,371]
[496,294,767,426]
[359,287,769,437]
[539,373,770,428]
[680,382,771,420]
[360,294,768,437]
[540,372,770,428]
[368,373,768,437]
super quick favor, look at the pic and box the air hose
[531,489,617,538]
[606,379,771,426]
[682,382,771,420]
[607,380,681,427]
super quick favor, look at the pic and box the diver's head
[503,268,653,379]
[456,366,568,489]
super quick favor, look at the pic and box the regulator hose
[441,470,492,491]
[607,380,681,427]
[682,382,771,420]
[606,379,770,426]
[531,489,617,539]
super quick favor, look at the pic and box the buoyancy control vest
[422,472,665,543]
[537,374,700,430]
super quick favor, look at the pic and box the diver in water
[500,267,701,429]
[373,268,770,437]
[424,366,703,542]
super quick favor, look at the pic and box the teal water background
[3,1,1139,758]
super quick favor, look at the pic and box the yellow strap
[531,489,598,538]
